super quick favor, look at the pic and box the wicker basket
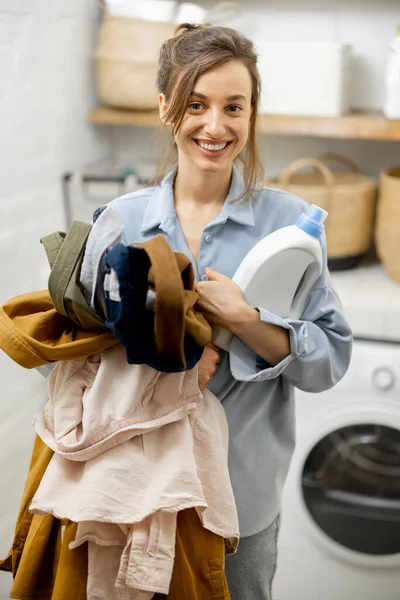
[267,154,378,270]
[94,2,241,111]
[375,167,400,284]
[94,14,175,110]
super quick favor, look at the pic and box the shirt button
[204,234,212,243]
[201,274,208,281]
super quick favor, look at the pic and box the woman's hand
[196,267,290,366]
[195,267,249,331]
[197,344,220,391]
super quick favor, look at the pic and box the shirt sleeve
[229,232,353,392]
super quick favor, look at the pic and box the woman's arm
[228,304,290,367]
[196,260,353,392]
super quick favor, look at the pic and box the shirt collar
[140,168,176,234]
[140,163,254,234]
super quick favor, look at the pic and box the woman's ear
[159,93,169,125]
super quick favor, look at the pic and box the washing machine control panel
[334,339,400,398]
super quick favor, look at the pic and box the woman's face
[160,60,253,176]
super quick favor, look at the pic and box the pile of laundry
[0,207,239,600]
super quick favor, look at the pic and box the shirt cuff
[229,307,300,382]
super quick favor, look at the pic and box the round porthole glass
[302,424,400,555]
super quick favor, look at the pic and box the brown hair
[156,23,263,201]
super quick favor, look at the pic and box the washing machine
[273,337,400,600]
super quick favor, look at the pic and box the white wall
[0,1,110,596]
[111,1,400,180]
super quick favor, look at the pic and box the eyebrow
[190,92,247,102]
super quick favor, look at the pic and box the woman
[99,24,352,600]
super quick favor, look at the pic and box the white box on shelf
[255,42,352,117]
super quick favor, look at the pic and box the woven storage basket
[375,167,400,284]
[95,14,175,110]
[267,154,378,270]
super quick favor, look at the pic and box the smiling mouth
[194,140,232,152]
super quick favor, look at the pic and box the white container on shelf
[105,0,177,22]
[174,2,207,24]
[256,41,352,117]
[383,25,400,120]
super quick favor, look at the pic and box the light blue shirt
[99,166,353,537]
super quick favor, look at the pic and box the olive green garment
[41,221,106,331]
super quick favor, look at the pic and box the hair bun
[174,23,210,37]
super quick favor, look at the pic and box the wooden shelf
[256,110,400,141]
[89,106,400,142]
[90,106,160,128]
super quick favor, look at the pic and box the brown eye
[228,105,242,112]
[188,103,203,111]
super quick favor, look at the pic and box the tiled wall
[0,1,110,596]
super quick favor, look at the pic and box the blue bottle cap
[295,204,328,239]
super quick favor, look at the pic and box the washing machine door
[302,422,400,555]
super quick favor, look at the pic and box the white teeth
[198,141,228,151]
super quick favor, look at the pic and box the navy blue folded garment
[104,244,203,373]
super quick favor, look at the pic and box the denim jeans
[225,515,281,600]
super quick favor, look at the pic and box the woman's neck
[174,161,232,207]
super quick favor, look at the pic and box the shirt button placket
[199,232,212,281]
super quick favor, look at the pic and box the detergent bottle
[213,204,328,351]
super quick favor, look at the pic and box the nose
[203,107,226,139]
